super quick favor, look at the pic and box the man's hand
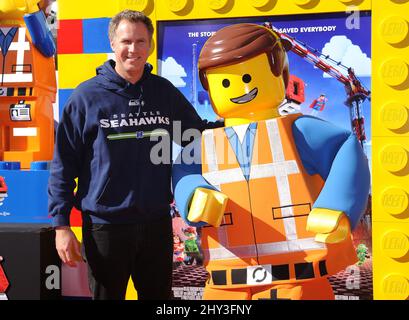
[306,208,352,244]
[55,226,82,267]
[0,0,40,14]
[188,187,228,227]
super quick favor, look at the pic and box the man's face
[111,19,151,82]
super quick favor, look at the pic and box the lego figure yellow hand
[187,188,228,227]
[306,208,352,244]
[0,0,39,14]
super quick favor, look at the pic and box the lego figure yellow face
[206,53,286,125]
[199,23,290,126]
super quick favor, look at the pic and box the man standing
[49,10,221,300]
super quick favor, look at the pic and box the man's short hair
[109,10,154,42]
[198,23,290,91]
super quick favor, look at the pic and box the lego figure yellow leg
[252,280,334,300]
[203,278,334,300]
[203,287,251,300]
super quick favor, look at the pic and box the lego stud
[293,0,318,7]
[380,16,409,46]
[208,0,229,11]
[380,144,408,173]
[382,275,409,300]
[30,161,51,171]
[119,0,151,12]
[382,230,409,259]
[337,0,364,5]
[250,0,273,8]
[380,58,409,88]
[381,187,409,217]
[167,0,189,12]
[0,162,20,170]
[390,0,409,4]
[380,102,409,132]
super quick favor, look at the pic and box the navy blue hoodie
[49,60,220,226]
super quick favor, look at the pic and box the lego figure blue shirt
[174,116,369,229]
[48,59,219,227]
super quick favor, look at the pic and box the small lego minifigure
[183,227,202,266]
[173,233,186,267]
[309,94,328,117]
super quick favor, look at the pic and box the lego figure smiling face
[199,23,291,126]
[206,54,286,124]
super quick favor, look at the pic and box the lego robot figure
[309,94,328,117]
[173,24,370,300]
[0,0,56,168]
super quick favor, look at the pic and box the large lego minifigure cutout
[0,0,56,168]
[173,24,370,300]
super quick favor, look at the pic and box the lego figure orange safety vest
[173,24,370,300]
[0,0,56,168]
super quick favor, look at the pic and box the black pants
[82,215,173,300]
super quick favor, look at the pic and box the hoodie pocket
[95,177,111,203]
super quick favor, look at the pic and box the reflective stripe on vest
[0,27,33,83]
[204,238,326,261]
[202,118,326,261]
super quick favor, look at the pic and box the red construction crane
[264,22,371,147]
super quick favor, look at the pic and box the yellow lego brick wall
[58,0,408,300]
[372,0,409,300]
[56,0,372,90]
[58,54,109,89]
[57,0,371,20]
[57,0,158,89]
[58,0,153,19]
[155,0,371,21]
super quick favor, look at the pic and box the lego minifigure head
[183,227,195,235]
[173,233,182,244]
[198,23,290,125]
